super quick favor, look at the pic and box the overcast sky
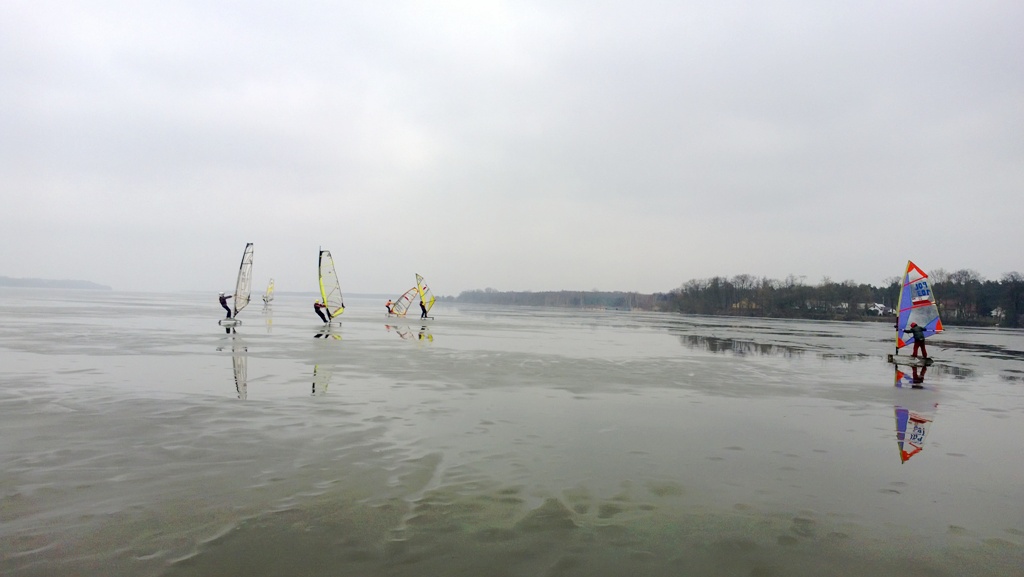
[2,1,1021,295]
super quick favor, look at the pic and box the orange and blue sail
[895,260,943,350]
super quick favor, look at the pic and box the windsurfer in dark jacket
[314,301,330,323]
[419,299,428,319]
[219,292,232,319]
[903,322,928,358]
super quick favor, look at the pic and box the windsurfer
[419,299,428,319]
[386,299,393,315]
[911,365,927,386]
[314,301,330,323]
[219,292,232,318]
[903,322,928,358]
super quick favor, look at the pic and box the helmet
[219,292,225,296]
[910,322,917,327]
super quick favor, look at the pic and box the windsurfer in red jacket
[902,322,928,358]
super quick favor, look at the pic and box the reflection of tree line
[676,334,804,358]
[453,271,1024,327]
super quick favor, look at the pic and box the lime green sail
[318,250,345,319]
[416,273,435,314]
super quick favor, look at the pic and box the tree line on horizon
[450,269,1024,328]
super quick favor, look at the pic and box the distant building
[731,299,759,310]
[868,303,892,316]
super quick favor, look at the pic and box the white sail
[233,243,254,317]
[318,250,345,319]
[390,286,418,317]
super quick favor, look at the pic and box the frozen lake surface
[1,289,1022,576]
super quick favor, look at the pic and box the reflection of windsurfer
[902,322,928,358]
[911,365,927,387]
[314,301,330,323]
[219,292,232,318]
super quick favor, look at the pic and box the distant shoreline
[0,276,112,290]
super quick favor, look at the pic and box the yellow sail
[416,273,435,314]
[318,250,345,318]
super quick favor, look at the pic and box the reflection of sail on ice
[894,368,937,463]
[312,365,331,396]
[416,273,435,314]
[220,243,254,326]
[389,287,417,317]
[318,250,345,320]
[895,261,943,354]
[264,278,276,305]
[895,405,932,463]
[232,342,247,400]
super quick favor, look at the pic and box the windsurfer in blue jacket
[902,322,928,358]
[219,292,232,319]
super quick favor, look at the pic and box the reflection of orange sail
[894,367,936,463]
[895,407,931,463]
